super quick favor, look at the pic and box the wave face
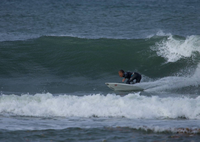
[0,93,200,119]
[0,34,200,93]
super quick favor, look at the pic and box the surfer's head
[118,70,124,77]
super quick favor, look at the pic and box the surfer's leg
[129,74,137,83]
[135,75,141,83]
[126,80,130,84]
[130,73,141,83]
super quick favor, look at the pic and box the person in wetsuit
[118,70,142,84]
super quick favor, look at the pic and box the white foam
[0,93,200,119]
[142,34,200,91]
[137,62,200,92]
[135,125,200,134]
[147,30,172,38]
[151,35,200,62]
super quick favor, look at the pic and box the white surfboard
[105,82,143,91]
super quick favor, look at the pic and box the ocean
[1,0,200,141]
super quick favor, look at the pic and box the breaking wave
[0,93,200,119]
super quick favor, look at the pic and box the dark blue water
[0,0,200,141]
[1,0,200,41]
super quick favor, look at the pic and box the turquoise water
[1,0,200,141]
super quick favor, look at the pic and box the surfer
[118,70,142,84]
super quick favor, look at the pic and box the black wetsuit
[123,72,142,84]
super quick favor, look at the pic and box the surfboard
[105,82,144,91]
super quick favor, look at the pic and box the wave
[151,35,200,62]
[0,93,200,119]
[0,32,163,42]
[106,126,200,135]
[0,33,200,93]
[1,34,200,77]
[0,30,178,42]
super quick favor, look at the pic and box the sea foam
[0,93,200,119]
[151,35,200,62]
[146,34,200,92]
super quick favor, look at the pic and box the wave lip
[151,35,200,62]
[0,93,200,119]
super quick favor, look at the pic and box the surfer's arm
[122,78,126,82]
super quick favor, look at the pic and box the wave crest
[0,93,200,119]
[151,35,200,62]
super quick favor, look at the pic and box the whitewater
[0,92,200,119]
[1,0,200,141]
